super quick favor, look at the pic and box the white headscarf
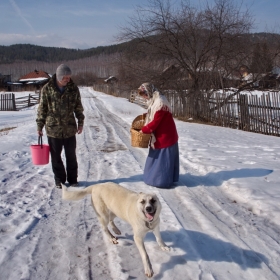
[138,83,172,148]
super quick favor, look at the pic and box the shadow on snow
[179,168,273,188]
[80,168,272,189]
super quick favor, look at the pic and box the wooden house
[18,70,51,91]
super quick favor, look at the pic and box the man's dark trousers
[48,135,78,185]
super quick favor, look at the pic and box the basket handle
[38,135,43,149]
[142,113,146,121]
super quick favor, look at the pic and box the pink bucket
[30,136,50,165]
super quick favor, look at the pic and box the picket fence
[0,92,40,111]
[0,93,16,111]
[165,91,280,137]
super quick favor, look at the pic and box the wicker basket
[131,114,146,130]
[130,115,151,148]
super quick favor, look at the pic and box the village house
[18,69,51,91]
[5,69,51,92]
[239,65,280,89]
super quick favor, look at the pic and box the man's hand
[38,130,43,136]
[77,126,83,134]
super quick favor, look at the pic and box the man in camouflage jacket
[36,64,85,188]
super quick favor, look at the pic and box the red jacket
[141,110,178,149]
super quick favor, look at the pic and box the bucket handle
[38,135,43,149]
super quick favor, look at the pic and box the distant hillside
[251,32,280,41]
[0,32,279,64]
[1,32,279,82]
[0,42,128,64]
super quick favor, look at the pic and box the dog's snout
[146,206,153,213]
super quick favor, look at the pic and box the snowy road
[0,87,279,280]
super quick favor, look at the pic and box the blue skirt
[143,142,179,188]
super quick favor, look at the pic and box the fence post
[12,93,16,110]
[239,94,250,131]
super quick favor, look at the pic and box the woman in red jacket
[138,83,179,188]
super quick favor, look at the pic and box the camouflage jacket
[36,75,85,138]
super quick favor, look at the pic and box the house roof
[104,76,118,83]
[19,70,51,82]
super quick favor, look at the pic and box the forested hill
[1,32,279,64]
[0,43,128,63]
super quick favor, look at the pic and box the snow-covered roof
[19,77,48,82]
[242,73,266,82]
[104,76,117,82]
[19,70,50,82]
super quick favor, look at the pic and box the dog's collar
[145,214,159,229]
[145,221,153,229]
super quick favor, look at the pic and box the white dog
[62,182,170,277]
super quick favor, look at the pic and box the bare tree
[118,0,254,119]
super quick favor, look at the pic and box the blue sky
[0,0,279,50]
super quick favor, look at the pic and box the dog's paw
[160,245,171,251]
[110,237,119,244]
[145,268,154,278]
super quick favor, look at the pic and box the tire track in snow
[160,152,280,279]
[93,93,279,278]
[83,90,208,279]
[1,87,278,279]
[91,91,279,279]
[82,89,273,279]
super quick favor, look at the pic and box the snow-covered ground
[0,87,279,280]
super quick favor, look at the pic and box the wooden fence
[128,90,280,137]
[0,92,40,111]
[166,91,280,136]
[0,93,16,111]
[93,84,128,98]
[238,92,280,136]
[129,92,147,108]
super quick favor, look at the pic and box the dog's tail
[62,184,94,201]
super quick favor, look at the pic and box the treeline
[0,53,120,81]
[0,42,128,63]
